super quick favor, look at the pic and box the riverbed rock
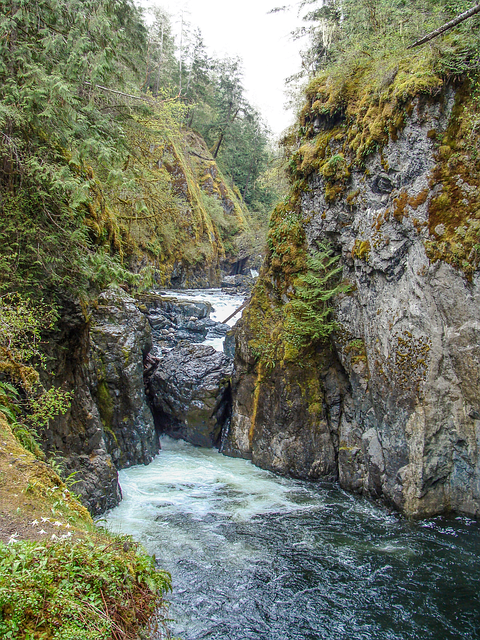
[147,342,233,448]
[139,294,213,346]
[89,287,159,469]
[227,88,480,518]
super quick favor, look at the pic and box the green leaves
[283,242,349,356]
[0,0,149,296]
[0,536,172,639]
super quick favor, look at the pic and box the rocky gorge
[39,287,239,515]
[35,84,480,524]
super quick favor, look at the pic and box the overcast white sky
[140,0,304,137]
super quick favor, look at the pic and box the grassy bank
[0,414,173,640]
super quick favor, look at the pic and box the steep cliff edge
[227,74,480,518]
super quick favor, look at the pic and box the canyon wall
[41,288,159,515]
[226,83,480,518]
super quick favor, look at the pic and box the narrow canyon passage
[104,437,480,640]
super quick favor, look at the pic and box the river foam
[103,437,480,640]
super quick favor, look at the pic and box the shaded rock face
[224,316,346,481]
[228,93,480,518]
[89,288,159,469]
[42,289,159,516]
[40,298,121,516]
[147,343,233,448]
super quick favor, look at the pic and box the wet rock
[223,330,236,359]
[38,296,121,516]
[206,321,230,339]
[221,274,255,296]
[140,294,213,346]
[147,342,233,448]
[89,287,159,469]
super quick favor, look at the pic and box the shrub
[0,536,172,640]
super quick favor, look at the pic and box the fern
[284,242,349,355]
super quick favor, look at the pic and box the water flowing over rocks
[147,342,233,448]
[139,293,229,348]
[226,92,480,518]
[42,288,236,515]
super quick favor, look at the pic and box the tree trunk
[213,133,224,159]
[178,12,183,95]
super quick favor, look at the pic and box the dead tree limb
[223,298,249,324]
[407,3,480,49]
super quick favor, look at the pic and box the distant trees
[142,10,280,212]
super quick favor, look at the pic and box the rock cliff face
[227,85,480,518]
[89,289,159,469]
[42,288,159,515]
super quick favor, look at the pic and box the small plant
[0,294,73,457]
[0,380,20,425]
[283,242,349,358]
[0,536,173,639]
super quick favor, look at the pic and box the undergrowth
[247,242,347,370]
[0,535,173,640]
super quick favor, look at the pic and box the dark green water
[104,437,480,640]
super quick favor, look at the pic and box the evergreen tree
[206,57,246,159]
[173,0,193,95]
[0,0,148,295]
[144,6,178,97]
[285,0,480,79]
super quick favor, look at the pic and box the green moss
[425,81,480,279]
[287,47,444,208]
[352,239,371,261]
[96,380,114,433]
[389,331,431,393]
[266,201,308,284]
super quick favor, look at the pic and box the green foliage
[0,294,56,374]
[0,0,150,296]
[0,381,20,425]
[247,243,347,370]
[283,242,349,358]
[0,294,72,456]
[27,386,73,430]
[292,0,480,81]
[0,536,172,639]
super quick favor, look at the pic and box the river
[103,289,480,640]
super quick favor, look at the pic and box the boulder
[89,287,159,469]
[147,342,233,448]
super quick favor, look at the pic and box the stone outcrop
[140,293,229,349]
[40,297,121,515]
[147,342,233,448]
[227,88,480,518]
[41,288,159,515]
[89,288,159,469]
